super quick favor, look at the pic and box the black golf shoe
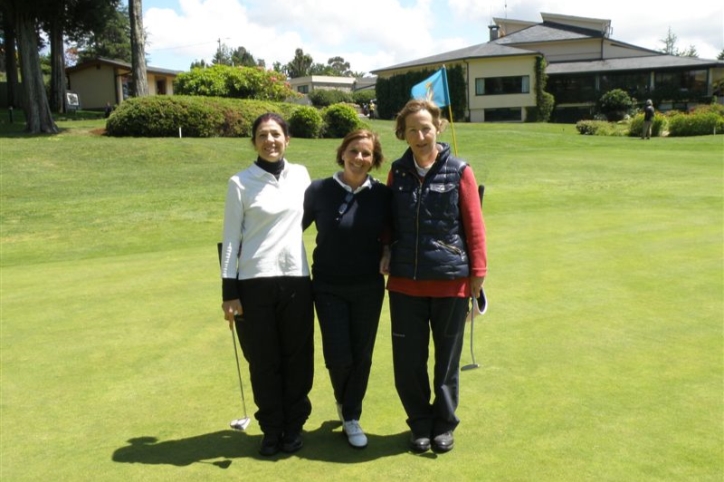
[258,433,280,456]
[281,431,303,453]
[432,431,454,453]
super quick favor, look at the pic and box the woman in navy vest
[380,99,487,453]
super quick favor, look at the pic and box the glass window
[475,76,530,95]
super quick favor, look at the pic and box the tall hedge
[376,65,466,121]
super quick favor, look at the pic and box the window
[297,85,309,94]
[548,74,597,103]
[475,75,530,95]
[655,69,707,95]
[600,72,650,98]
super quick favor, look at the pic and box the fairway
[1,119,722,481]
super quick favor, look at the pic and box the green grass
[1,116,722,481]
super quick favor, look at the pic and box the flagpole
[441,65,459,156]
[447,104,458,156]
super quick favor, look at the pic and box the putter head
[461,363,480,371]
[474,287,487,315]
[230,417,251,431]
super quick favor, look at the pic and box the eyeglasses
[336,192,354,222]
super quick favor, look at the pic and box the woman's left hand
[470,276,485,297]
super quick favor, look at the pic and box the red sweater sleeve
[459,166,487,277]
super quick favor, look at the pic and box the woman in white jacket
[220,113,314,457]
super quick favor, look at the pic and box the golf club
[462,287,487,370]
[462,184,487,371]
[230,321,251,431]
[217,242,251,430]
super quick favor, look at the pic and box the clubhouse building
[371,12,724,122]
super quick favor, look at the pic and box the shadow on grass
[112,421,410,468]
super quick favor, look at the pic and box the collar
[333,172,373,194]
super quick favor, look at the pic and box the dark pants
[236,276,314,436]
[313,276,384,421]
[389,292,468,438]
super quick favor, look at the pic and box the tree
[2,0,57,133]
[718,49,724,61]
[0,5,20,110]
[231,46,258,67]
[71,3,131,64]
[128,0,147,96]
[327,56,351,76]
[286,48,313,78]
[659,27,699,58]
[212,43,232,65]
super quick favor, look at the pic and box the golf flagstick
[218,242,251,431]
[462,184,486,371]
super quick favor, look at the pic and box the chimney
[488,25,500,41]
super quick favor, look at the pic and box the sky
[141,0,724,74]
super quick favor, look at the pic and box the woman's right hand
[221,299,243,329]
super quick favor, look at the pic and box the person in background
[220,113,314,457]
[303,129,391,449]
[642,99,655,139]
[380,99,487,454]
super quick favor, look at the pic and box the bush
[308,89,354,108]
[105,95,298,137]
[322,103,365,138]
[352,90,376,107]
[174,65,299,102]
[526,91,555,122]
[575,120,626,136]
[667,109,724,137]
[598,89,634,121]
[289,106,324,139]
[628,112,667,138]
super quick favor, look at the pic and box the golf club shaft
[231,323,249,417]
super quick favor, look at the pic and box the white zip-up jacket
[221,160,311,282]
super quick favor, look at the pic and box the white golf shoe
[343,420,368,449]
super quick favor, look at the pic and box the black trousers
[389,292,468,438]
[313,276,384,422]
[236,276,314,436]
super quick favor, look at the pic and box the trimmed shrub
[598,89,634,122]
[628,112,667,138]
[105,95,298,137]
[667,109,724,137]
[575,120,626,136]
[174,65,299,102]
[289,106,324,138]
[308,89,354,108]
[352,90,376,107]
[322,103,365,138]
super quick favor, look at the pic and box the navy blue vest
[389,144,470,280]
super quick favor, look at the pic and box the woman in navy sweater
[302,129,391,449]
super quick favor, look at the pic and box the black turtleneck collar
[255,157,285,179]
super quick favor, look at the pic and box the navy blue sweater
[302,177,391,284]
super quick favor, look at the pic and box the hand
[379,246,391,275]
[221,299,243,329]
[470,276,485,298]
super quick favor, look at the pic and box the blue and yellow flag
[410,67,451,107]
